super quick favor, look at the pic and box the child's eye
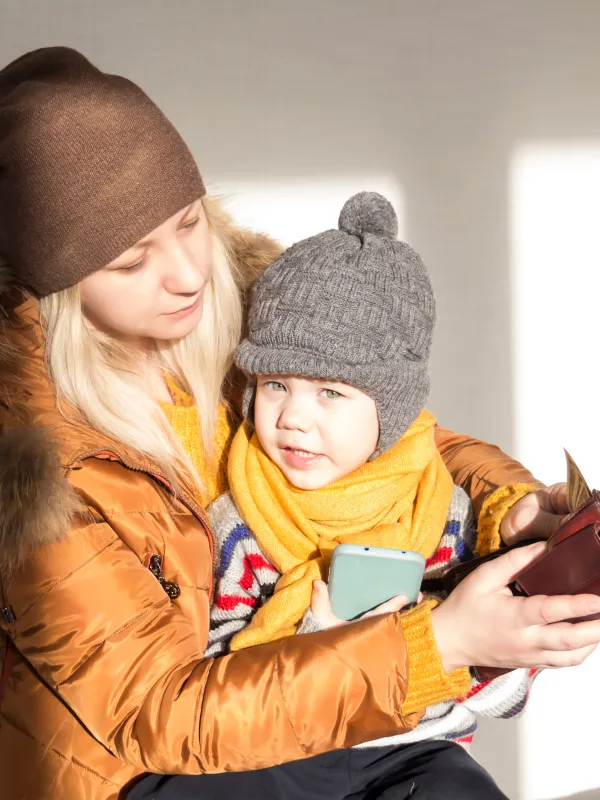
[321,389,342,399]
[264,380,286,392]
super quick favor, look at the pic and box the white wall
[2,2,600,797]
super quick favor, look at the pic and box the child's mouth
[280,447,324,469]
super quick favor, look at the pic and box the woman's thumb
[470,542,547,592]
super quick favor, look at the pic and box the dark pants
[128,741,509,800]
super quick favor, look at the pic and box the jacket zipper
[73,449,215,600]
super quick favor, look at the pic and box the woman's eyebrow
[178,202,198,222]
[108,241,147,267]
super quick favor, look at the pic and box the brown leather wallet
[440,490,600,682]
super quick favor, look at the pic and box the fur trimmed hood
[0,198,282,574]
[0,427,83,576]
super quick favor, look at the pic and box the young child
[207,192,536,748]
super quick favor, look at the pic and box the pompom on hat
[236,191,436,456]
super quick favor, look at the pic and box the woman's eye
[322,389,341,399]
[117,260,144,272]
[265,381,286,392]
[180,216,200,230]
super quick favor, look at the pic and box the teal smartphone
[328,544,425,621]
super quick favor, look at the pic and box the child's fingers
[310,580,329,613]
[310,580,344,628]
[310,582,328,617]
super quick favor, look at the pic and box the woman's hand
[500,483,569,546]
[310,579,417,629]
[431,541,600,673]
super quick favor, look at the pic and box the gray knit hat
[235,192,436,456]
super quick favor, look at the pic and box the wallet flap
[549,489,600,549]
[517,522,600,597]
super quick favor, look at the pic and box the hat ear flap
[242,375,257,424]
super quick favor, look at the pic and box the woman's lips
[166,294,202,318]
[280,446,324,470]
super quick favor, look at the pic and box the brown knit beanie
[0,47,205,296]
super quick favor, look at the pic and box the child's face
[254,375,380,489]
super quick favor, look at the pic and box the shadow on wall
[5,0,600,459]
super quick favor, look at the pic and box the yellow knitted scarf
[228,409,454,650]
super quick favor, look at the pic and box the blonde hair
[39,199,243,488]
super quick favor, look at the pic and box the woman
[1,48,596,800]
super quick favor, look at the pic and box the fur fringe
[0,197,281,572]
[204,196,283,292]
[0,427,81,575]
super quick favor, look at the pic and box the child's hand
[431,541,600,673]
[310,579,418,630]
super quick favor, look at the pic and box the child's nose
[278,401,311,432]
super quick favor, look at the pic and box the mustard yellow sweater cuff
[477,483,540,556]
[399,600,471,715]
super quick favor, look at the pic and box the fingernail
[528,541,547,552]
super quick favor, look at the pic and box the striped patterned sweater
[207,487,539,749]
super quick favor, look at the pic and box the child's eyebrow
[317,379,351,389]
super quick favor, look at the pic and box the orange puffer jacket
[0,217,540,800]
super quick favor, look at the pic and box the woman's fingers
[536,618,600,652]
[538,643,598,669]
[523,593,600,627]
[500,483,569,544]
[361,595,409,619]
[539,482,570,516]
[312,581,421,628]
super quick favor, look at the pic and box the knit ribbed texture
[477,483,539,555]
[0,47,204,294]
[399,599,471,714]
[161,380,233,505]
[235,191,435,456]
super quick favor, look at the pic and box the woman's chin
[153,308,204,341]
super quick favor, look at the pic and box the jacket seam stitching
[103,510,192,517]
[192,656,215,752]
[0,713,121,787]
[15,537,120,618]
[275,653,308,757]
[177,585,209,592]
[55,600,168,689]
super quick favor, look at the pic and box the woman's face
[80,199,212,345]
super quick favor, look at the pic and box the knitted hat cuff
[236,341,429,456]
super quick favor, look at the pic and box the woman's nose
[163,247,205,295]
